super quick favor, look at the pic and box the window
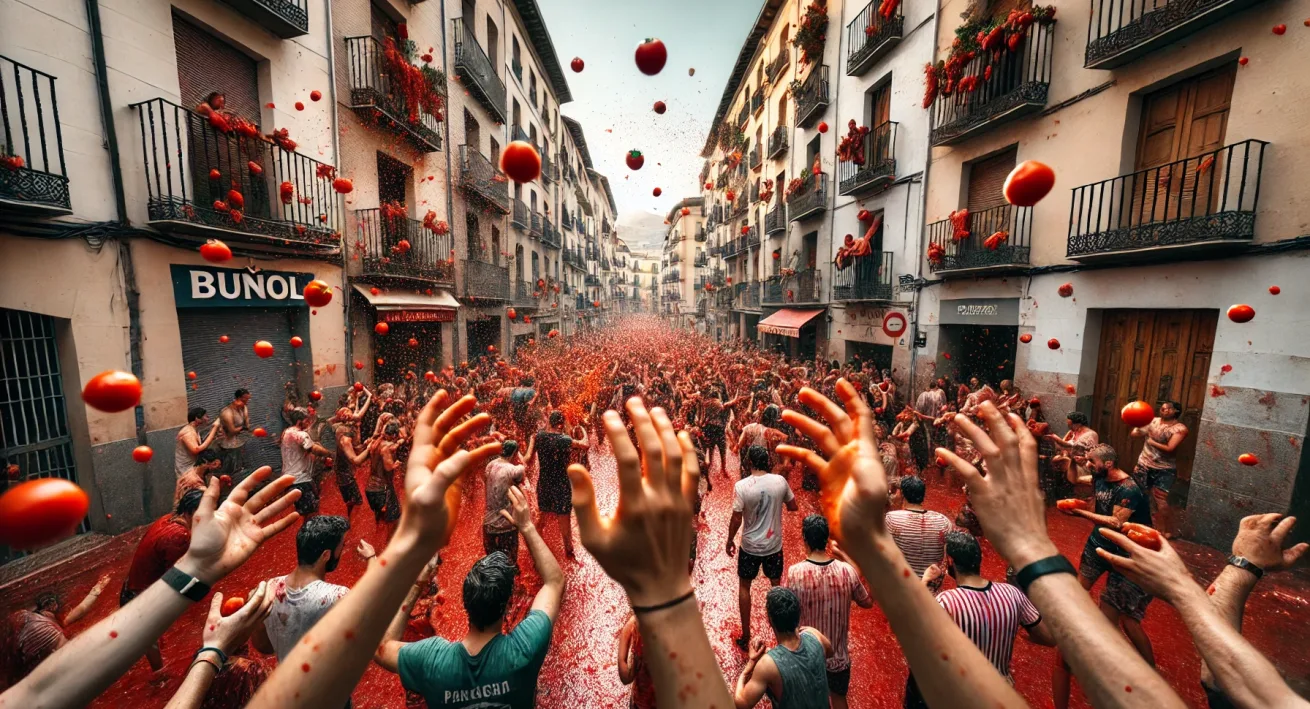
[868,79,891,128]
[490,137,500,165]
[966,147,1017,213]
[515,244,524,279]
[377,152,410,207]
[777,96,788,127]
[779,26,789,49]
[512,99,521,131]
[529,71,537,104]
[464,109,481,152]
[467,212,481,257]
[532,252,539,281]
[807,136,820,166]
[486,18,499,78]
[512,37,521,75]
[491,226,501,265]
[370,2,400,45]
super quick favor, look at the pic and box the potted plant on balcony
[923,5,1056,108]
[792,0,829,66]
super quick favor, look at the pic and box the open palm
[184,466,301,583]
[404,392,500,547]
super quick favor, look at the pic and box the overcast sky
[534,0,762,249]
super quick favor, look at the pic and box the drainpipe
[908,0,943,393]
[324,0,356,385]
[438,0,459,362]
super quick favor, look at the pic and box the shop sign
[379,309,455,323]
[939,298,1019,326]
[171,265,315,308]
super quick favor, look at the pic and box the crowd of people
[1,318,1305,709]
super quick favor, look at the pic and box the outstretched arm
[61,574,111,627]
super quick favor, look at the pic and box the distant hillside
[617,210,667,253]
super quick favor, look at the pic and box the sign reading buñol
[171,265,316,308]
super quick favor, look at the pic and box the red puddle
[6,447,1309,707]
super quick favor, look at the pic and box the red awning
[757,308,825,338]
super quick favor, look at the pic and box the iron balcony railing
[694,253,708,267]
[459,145,510,214]
[733,197,749,218]
[541,151,554,183]
[766,204,786,235]
[745,226,760,249]
[928,203,1033,273]
[463,258,510,300]
[749,147,762,171]
[930,22,1053,146]
[787,173,829,222]
[345,36,444,153]
[542,221,562,249]
[737,104,749,128]
[846,1,905,77]
[354,208,453,284]
[586,273,602,286]
[0,55,70,213]
[795,65,830,128]
[764,270,819,304]
[221,0,308,38]
[751,87,764,114]
[833,251,893,301]
[768,125,789,160]
[452,18,507,123]
[514,280,536,307]
[742,281,760,309]
[1086,0,1259,68]
[1067,139,1267,261]
[695,228,707,242]
[511,126,532,145]
[511,198,530,231]
[530,212,542,238]
[767,49,790,81]
[560,209,573,231]
[838,121,897,196]
[723,238,740,258]
[670,252,681,264]
[131,97,339,254]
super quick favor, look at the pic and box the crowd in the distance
[1,319,1305,709]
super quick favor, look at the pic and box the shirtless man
[217,389,251,482]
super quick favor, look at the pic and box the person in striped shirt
[884,476,954,589]
[783,515,873,709]
[907,531,1055,708]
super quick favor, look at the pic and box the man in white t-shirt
[252,515,352,661]
[727,445,797,651]
[483,440,527,561]
[282,408,333,515]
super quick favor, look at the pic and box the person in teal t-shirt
[374,486,565,708]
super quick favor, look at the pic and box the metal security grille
[1,308,85,565]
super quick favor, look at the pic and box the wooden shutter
[967,148,1016,212]
[174,14,259,123]
[370,2,399,44]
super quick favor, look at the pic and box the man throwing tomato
[1130,400,1188,532]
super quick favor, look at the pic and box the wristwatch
[1226,555,1264,580]
[162,566,212,602]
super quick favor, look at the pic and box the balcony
[723,239,741,259]
[838,121,897,196]
[846,1,904,76]
[0,56,70,215]
[768,125,789,160]
[745,226,760,249]
[795,65,830,129]
[929,22,1053,146]
[514,280,537,308]
[733,197,749,218]
[345,37,444,153]
[750,147,762,171]
[751,87,764,114]
[740,281,761,309]
[354,208,453,285]
[694,253,708,267]
[541,152,555,183]
[927,203,1032,275]
[1067,140,1267,263]
[766,204,786,235]
[530,212,543,239]
[737,104,749,128]
[452,18,507,123]
[1086,0,1264,69]
[131,98,338,257]
[764,270,819,304]
[218,0,308,38]
[767,49,790,82]
[787,173,829,222]
[463,258,510,301]
[834,251,893,301]
[542,221,562,249]
[695,228,707,242]
[716,173,729,189]
[459,145,510,214]
[670,252,681,265]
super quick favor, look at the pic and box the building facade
[659,198,709,330]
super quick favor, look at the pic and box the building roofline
[700,0,787,157]
[510,0,573,103]
[665,196,705,224]
[587,170,618,214]
[561,116,593,168]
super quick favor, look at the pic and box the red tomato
[1019,333,1033,343]
[132,445,153,463]
[354,361,364,370]
[332,177,354,194]
[310,90,322,102]
[303,279,334,308]
[377,358,385,366]
[375,322,390,336]
[626,150,645,171]
[705,182,713,190]
[5,464,18,479]
[289,336,304,348]
[1272,23,1287,34]
[370,287,381,296]
[253,340,275,358]
[488,345,497,352]
[82,370,142,413]
[352,382,364,393]
[187,371,197,380]
[1238,56,1249,66]
[1058,282,1073,297]
[653,187,662,197]
[219,474,232,486]
[407,338,418,348]
[818,121,829,133]
[226,189,245,210]
[252,427,268,438]
[1121,522,1163,551]
[309,390,323,401]
[221,596,246,617]
[634,38,667,75]
[199,239,233,263]
[1056,499,1085,511]
[500,141,541,183]
[247,161,263,176]
[1227,304,1255,323]
[653,101,666,114]
[681,207,690,216]
[1238,453,1259,466]
[208,168,221,181]
[1047,338,1060,350]
[1065,384,1077,395]
[1120,400,1155,428]
[295,101,305,111]
[1268,285,1280,295]
[507,307,517,320]
[0,479,90,549]
[1003,161,1056,207]
[935,456,948,467]
[571,57,584,72]
[219,335,230,344]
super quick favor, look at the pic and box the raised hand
[403,391,501,547]
[1231,514,1308,572]
[499,485,534,533]
[1094,529,1196,604]
[569,398,697,607]
[204,581,273,655]
[177,466,301,584]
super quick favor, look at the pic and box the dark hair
[746,445,769,472]
[520,376,535,387]
[765,587,801,634]
[801,514,829,551]
[761,405,781,428]
[1160,400,1181,414]
[944,530,982,574]
[1088,443,1117,464]
[549,411,565,427]
[501,440,519,458]
[296,515,349,566]
[176,489,204,516]
[287,408,307,425]
[234,388,250,400]
[463,552,519,630]
[1067,411,1088,426]
[187,407,207,423]
[384,422,400,436]
[197,449,221,465]
[34,592,60,614]
[900,475,926,504]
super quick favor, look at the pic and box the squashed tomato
[1121,522,1163,551]
[1056,499,1084,512]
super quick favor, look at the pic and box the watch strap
[162,566,211,602]
[1227,555,1264,580]
[1015,555,1077,593]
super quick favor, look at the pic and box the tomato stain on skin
[109,631,118,638]
[1125,685,1133,693]
[302,663,312,673]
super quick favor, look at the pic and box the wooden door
[1090,309,1217,491]
[869,83,892,164]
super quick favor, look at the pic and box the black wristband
[631,589,696,614]
[1015,555,1076,593]
[163,566,211,602]
[1227,555,1264,580]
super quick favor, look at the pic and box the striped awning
[757,308,824,338]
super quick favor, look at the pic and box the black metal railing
[768,49,790,81]
[222,0,308,38]
[131,98,339,252]
[510,199,529,231]
[737,104,749,127]
[355,208,453,283]
[846,1,904,76]
[795,65,830,128]
[749,147,761,170]
[530,211,542,238]
[838,121,897,196]
[514,280,536,307]
[716,173,729,189]
[834,251,893,301]
[463,258,510,300]
[787,173,829,221]
[733,197,749,218]
[746,226,760,249]
[670,252,681,264]
[542,221,562,249]
[751,87,764,114]
[764,269,819,304]
[541,151,554,183]
[452,18,507,123]
[930,22,1053,146]
[459,145,510,213]
[768,125,789,160]
[0,55,69,212]
[1086,0,1254,68]
[927,203,1032,273]
[766,204,786,235]
[695,228,707,242]
[1067,140,1267,259]
[694,253,708,267]
[345,36,444,153]
[723,238,740,258]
